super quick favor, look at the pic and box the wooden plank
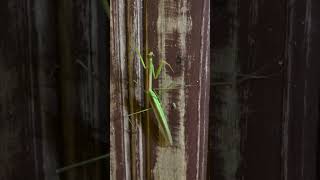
[125,0,144,180]
[283,0,320,179]
[110,0,210,179]
[210,1,320,180]
[57,0,79,179]
[0,1,45,179]
[208,1,241,180]
[71,0,107,179]
[58,0,109,179]
[0,0,108,179]
[144,0,210,179]
[110,0,130,179]
[209,0,287,179]
[33,0,60,179]
[238,1,287,180]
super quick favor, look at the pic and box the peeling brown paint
[145,0,210,179]
[111,0,209,179]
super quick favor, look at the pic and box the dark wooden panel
[284,0,320,179]
[33,0,60,179]
[238,1,287,180]
[0,1,44,179]
[210,1,320,180]
[209,0,287,180]
[0,0,108,179]
[208,0,241,179]
[57,0,109,179]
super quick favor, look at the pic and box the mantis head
[148,51,155,57]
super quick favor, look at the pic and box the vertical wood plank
[208,0,240,180]
[284,0,320,179]
[57,0,109,179]
[110,0,131,179]
[145,0,210,179]
[57,0,79,179]
[111,0,210,179]
[33,0,60,179]
[0,0,108,179]
[209,0,288,179]
[238,0,286,179]
[126,0,145,179]
[0,0,44,179]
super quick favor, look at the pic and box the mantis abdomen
[148,90,173,145]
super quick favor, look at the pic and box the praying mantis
[56,50,174,175]
[129,49,174,145]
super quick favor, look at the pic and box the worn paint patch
[153,0,192,179]
[153,75,187,180]
[157,0,192,56]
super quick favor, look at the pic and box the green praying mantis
[129,49,173,145]
[56,49,174,174]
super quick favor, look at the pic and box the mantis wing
[148,90,173,145]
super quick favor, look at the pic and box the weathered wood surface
[110,0,130,179]
[58,0,108,179]
[208,1,240,179]
[209,0,320,180]
[110,0,210,179]
[284,0,320,179]
[0,0,108,180]
[0,1,58,179]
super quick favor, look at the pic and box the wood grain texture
[110,0,130,179]
[238,1,286,180]
[0,1,48,179]
[126,1,144,180]
[0,0,108,179]
[284,0,320,179]
[208,1,240,180]
[209,1,320,180]
[145,0,210,179]
[33,0,60,179]
[110,0,210,179]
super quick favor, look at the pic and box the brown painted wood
[144,0,210,179]
[110,0,210,179]
[110,0,130,179]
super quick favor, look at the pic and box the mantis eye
[148,52,154,57]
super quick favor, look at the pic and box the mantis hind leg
[153,82,196,92]
[128,108,151,127]
[128,108,151,117]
